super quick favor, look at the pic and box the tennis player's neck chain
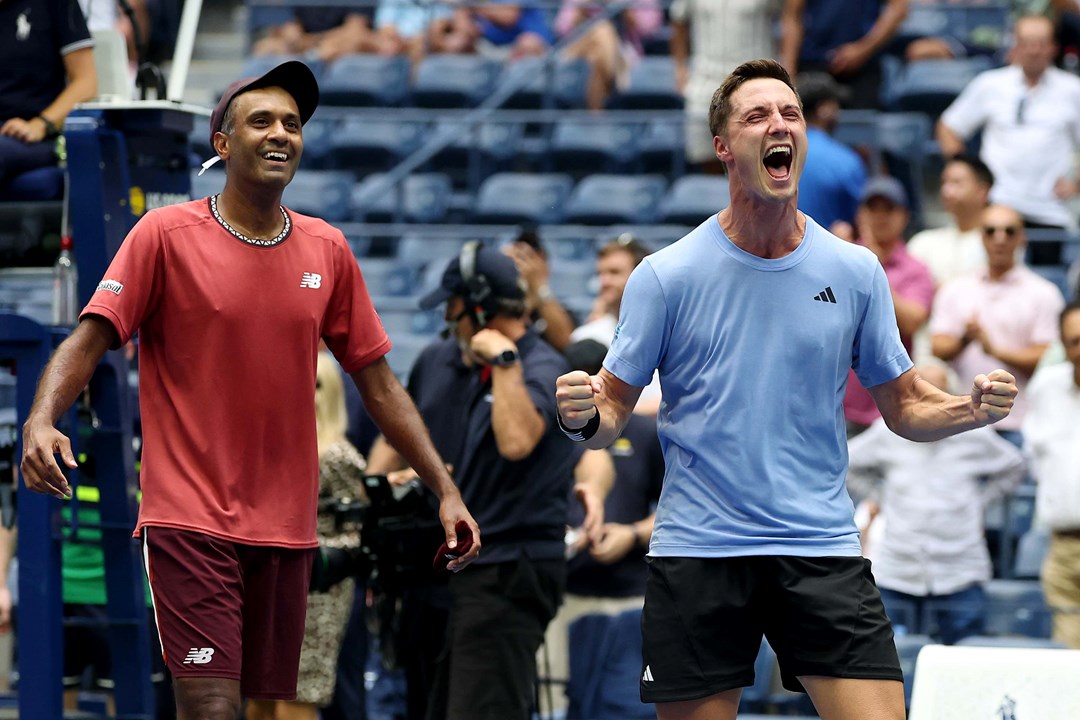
[210,194,290,247]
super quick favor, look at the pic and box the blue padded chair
[877,112,933,224]
[411,54,501,108]
[882,56,994,118]
[496,56,589,109]
[350,173,452,223]
[323,118,427,177]
[396,235,468,266]
[983,579,1052,638]
[240,54,324,83]
[563,175,667,225]
[359,257,425,297]
[190,169,225,200]
[1013,527,1051,581]
[609,57,683,109]
[639,118,685,177]
[281,170,354,222]
[471,173,574,225]
[547,118,644,175]
[658,175,730,225]
[385,332,434,378]
[320,54,411,107]
[427,119,524,184]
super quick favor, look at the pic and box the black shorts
[640,555,902,703]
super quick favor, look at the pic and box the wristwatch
[489,349,520,367]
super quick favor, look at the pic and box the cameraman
[366,242,603,720]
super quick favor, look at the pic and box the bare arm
[573,448,614,545]
[555,368,644,450]
[931,332,968,362]
[868,366,1016,442]
[490,361,546,460]
[351,358,480,568]
[44,47,97,128]
[778,0,805,76]
[856,0,908,57]
[891,291,930,340]
[671,20,689,91]
[21,316,116,498]
[364,434,407,476]
[936,119,967,158]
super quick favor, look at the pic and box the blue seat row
[240,53,684,111]
[192,169,731,227]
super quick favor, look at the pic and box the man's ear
[714,134,732,164]
[212,131,229,161]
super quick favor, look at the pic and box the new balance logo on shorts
[183,647,215,665]
[642,665,654,682]
[300,272,322,289]
[812,286,837,303]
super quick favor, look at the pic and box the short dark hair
[946,153,995,189]
[709,59,800,138]
[1062,298,1080,331]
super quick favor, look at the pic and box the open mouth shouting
[763,144,793,181]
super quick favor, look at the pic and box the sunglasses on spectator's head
[982,225,1020,238]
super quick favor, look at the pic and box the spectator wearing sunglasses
[930,204,1067,445]
[937,15,1080,266]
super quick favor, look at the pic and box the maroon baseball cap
[199,60,319,174]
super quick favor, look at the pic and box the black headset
[459,240,498,327]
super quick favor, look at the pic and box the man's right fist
[555,370,603,429]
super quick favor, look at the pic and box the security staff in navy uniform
[366,241,591,720]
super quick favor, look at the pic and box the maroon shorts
[143,526,316,700]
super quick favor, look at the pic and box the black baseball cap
[199,60,319,174]
[419,244,526,309]
[860,176,910,209]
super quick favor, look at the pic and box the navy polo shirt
[406,330,580,565]
[0,0,92,123]
[567,413,664,597]
[799,0,882,64]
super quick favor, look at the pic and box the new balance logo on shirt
[642,665,654,682]
[183,647,215,665]
[300,272,322,289]
[812,286,837,304]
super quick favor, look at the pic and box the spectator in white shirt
[1023,298,1080,649]
[937,14,1080,266]
[847,364,1026,644]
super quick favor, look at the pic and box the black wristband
[37,116,60,138]
[557,407,600,442]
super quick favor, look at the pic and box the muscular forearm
[26,317,113,427]
[490,365,545,460]
[873,371,984,442]
[43,48,97,127]
[352,360,458,501]
[778,0,804,74]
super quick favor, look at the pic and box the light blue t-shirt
[605,214,912,558]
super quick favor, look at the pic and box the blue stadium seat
[190,169,225,199]
[658,175,730,225]
[546,257,596,301]
[427,119,524,184]
[1013,527,1050,581]
[282,170,354,221]
[296,116,338,170]
[983,579,1052,638]
[882,56,993,118]
[547,118,644,175]
[385,332,434,378]
[360,257,424,297]
[566,608,654,719]
[877,112,934,224]
[0,267,53,324]
[240,54,324,83]
[396,235,468,266]
[350,173,452,223]
[320,54,411,107]
[563,175,668,225]
[496,56,589,109]
[609,57,683,110]
[639,118,685,177]
[323,118,428,177]
[471,173,574,224]
[411,54,501,108]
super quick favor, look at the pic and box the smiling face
[714,78,807,205]
[215,86,304,191]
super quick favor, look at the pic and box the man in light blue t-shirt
[554,58,1019,720]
